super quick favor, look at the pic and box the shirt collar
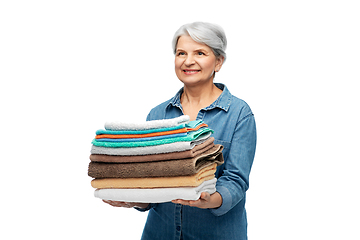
[168,83,232,112]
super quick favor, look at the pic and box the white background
[1,0,359,239]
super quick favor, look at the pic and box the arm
[210,112,257,216]
[172,111,256,213]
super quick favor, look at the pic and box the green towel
[95,120,204,135]
[91,128,213,148]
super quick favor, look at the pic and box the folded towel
[95,132,187,142]
[88,146,223,179]
[94,123,208,139]
[90,135,211,156]
[91,128,213,148]
[94,178,217,203]
[95,128,187,139]
[185,119,203,128]
[96,124,186,136]
[90,137,215,163]
[105,115,190,131]
[91,163,217,189]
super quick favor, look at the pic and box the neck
[181,81,222,108]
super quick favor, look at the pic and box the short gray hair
[172,22,227,62]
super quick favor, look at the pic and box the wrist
[210,192,223,209]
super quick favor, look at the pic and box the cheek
[200,60,216,73]
[174,59,183,71]
[174,59,183,78]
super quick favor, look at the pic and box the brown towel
[89,137,214,163]
[91,163,217,189]
[88,144,223,179]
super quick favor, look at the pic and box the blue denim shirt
[138,83,257,240]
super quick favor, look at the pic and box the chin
[178,78,210,87]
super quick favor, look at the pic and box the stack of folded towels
[88,115,223,203]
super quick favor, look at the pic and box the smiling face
[175,35,223,87]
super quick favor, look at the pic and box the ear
[215,56,225,72]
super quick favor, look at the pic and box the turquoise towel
[96,124,186,135]
[91,128,213,148]
[96,132,187,142]
[186,120,203,128]
[95,120,204,135]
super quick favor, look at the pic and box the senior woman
[103,22,257,240]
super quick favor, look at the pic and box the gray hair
[172,22,227,62]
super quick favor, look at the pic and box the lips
[183,69,200,75]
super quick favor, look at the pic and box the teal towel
[95,120,204,135]
[91,128,213,148]
[186,120,203,128]
[96,124,186,135]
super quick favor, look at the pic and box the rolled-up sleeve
[210,113,257,216]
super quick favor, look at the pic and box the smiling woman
[102,22,257,240]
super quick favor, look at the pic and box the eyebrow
[176,48,209,53]
[195,48,208,53]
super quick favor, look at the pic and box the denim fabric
[139,83,257,240]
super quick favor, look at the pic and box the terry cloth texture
[94,178,217,203]
[96,124,185,136]
[88,145,223,178]
[95,123,208,139]
[90,137,215,163]
[105,115,190,131]
[95,128,187,139]
[89,116,223,204]
[90,136,211,156]
[91,128,213,148]
[95,132,187,142]
[91,163,217,189]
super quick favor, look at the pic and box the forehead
[176,35,212,51]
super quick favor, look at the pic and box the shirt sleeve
[210,111,257,216]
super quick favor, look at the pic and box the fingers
[172,192,211,207]
[172,199,192,205]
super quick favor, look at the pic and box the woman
[104,22,257,240]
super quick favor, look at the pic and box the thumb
[200,192,210,201]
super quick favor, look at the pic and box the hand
[102,200,149,209]
[172,192,222,209]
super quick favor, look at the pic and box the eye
[197,52,205,56]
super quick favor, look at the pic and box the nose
[184,54,195,66]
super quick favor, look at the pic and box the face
[175,35,223,87]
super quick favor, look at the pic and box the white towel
[94,178,217,203]
[90,135,211,156]
[105,115,190,131]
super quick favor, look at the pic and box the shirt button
[176,226,181,231]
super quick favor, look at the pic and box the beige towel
[91,163,217,189]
